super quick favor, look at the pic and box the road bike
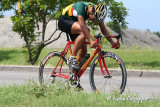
[39,33,127,94]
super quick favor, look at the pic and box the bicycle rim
[89,52,127,94]
[39,51,69,86]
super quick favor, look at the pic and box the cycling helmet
[93,3,107,23]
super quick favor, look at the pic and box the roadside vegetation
[0,80,159,107]
[0,47,160,70]
[152,30,160,38]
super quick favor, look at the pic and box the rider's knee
[79,32,87,39]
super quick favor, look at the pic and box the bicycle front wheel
[39,51,69,85]
[89,51,127,94]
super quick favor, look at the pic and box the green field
[0,47,160,70]
[0,81,159,107]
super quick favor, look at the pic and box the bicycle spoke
[102,79,108,93]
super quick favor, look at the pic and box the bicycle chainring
[69,73,80,87]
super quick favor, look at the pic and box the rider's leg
[58,16,88,71]
[77,44,87,62]
[77,27,89,61]
[71,22,89,58]
[72,33,86,56]
[68,33,86,71]
[67,22,89,71]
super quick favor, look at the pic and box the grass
[0,47,160,70]
[0,80,160,107]
[108,49,160,70]
[0,47,28,65]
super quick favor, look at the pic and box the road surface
[0,70,160,99]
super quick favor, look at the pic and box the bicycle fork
[98,51,111,78]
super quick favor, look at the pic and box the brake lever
[115,34,123,43]
[111,34,123,48]
[119,34,123,43]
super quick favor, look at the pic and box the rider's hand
[90,41,98,48]
[112,42,120,49]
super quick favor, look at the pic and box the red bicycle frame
[51,34,122,80]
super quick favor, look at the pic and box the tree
[0,0,128,64]
[106,21,121,33]
[108,1,128,29]
[153,31,160,38]
[0,0,17,17]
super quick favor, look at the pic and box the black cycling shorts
[58,15,79,41]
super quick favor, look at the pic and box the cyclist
[58,1,120,72]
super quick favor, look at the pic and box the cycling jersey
[62,1,95,21]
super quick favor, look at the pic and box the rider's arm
[78,16,97,48]
[99,21,120,48]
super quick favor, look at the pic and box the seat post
[66,33,70,41]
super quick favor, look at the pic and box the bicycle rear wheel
[39,51,69,85]
[89,51,127,94]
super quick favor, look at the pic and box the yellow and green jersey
[62,1,95,21]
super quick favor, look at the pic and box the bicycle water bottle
[79,53,90,67]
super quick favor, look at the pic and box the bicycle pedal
[69,74,79,87]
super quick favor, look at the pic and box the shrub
[153,31,160,38]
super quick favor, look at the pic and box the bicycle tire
[39,51,68,85]
[89,51,127,94]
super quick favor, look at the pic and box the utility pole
[18,0,21,14]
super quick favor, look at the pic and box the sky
[112,0,160,32]
[3,0,160,32]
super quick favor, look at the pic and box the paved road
[0,70,160,99]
